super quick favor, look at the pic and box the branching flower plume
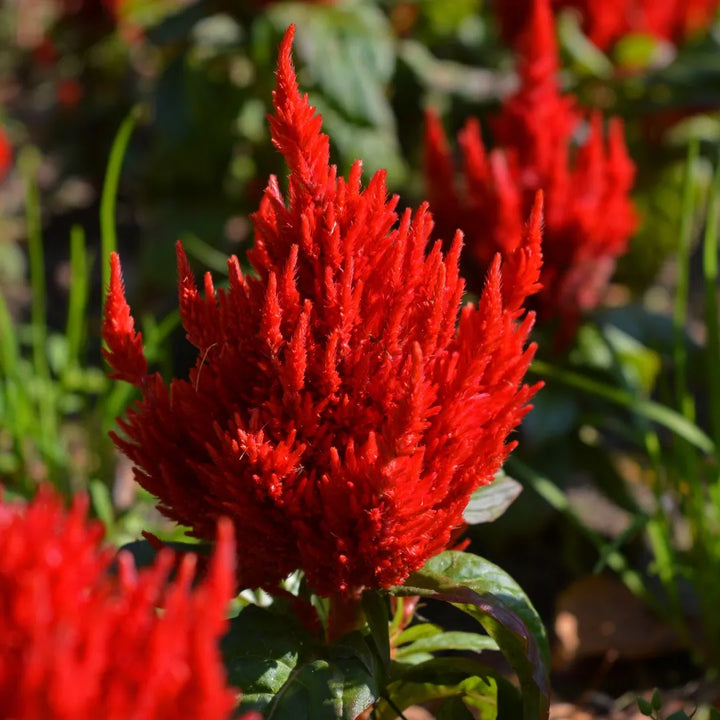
[103,24,543,599]
[495,0,720,50]
[0,487,241,720]
[426,0,636,341]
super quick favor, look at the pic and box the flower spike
[0,487,238,719]
[103,252,147,386]
[104,25,542,597]
[425,0,635,341]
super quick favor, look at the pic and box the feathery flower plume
[495,0,720,50]
[0,486,239,719]
[427,0,635,340]
[103,25,542,598]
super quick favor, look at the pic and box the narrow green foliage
[507,457,659,614]
[529,359,714,453]
[20,147,49,384]
[101,107,140,312]
[673,139,699,417]
[64,225,90,380]
[704,159,720,454]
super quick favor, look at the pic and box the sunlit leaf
[393,551,550,720]
[463,472,523,525]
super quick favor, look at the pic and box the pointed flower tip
[519,0,558,73]
[102,252,147,386]
[276,24,298,96]
[527,190,545,243]
[282,23,296,49]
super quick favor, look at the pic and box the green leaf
[651,688,662,711]
[380,657,520,720]
[378,675,497,720]
[362,590,391,681]
[226,606,378,719]
[463,472,523,525]
[395,631,498,659]
[88,480,115,530]
[223,605,312,711]
[395,623,443,645]
[637,697,654,716]
[436,696,476,720]
[393,551,550,720]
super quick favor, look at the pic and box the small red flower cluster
[427,0,636,341]
[103,25,543,598]
[0,487,241,720]
[495,0,720,50]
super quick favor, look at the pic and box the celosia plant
[103,24,543,600]
[495,0,720,50]
[0,486,247,720]
[426,0,636,342]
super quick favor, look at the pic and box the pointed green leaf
[392,551,550,720]
[395,631,498,659]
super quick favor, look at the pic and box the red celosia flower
[0,125,11,182]
[495,0,720,50]
[103,24,542,598]
[426,0,636,341]
[0,486,239,719]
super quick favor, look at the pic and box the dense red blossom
[426,0,636,340]
[103,25,542,597]
[0,487,239,720]
[495,0,720,50]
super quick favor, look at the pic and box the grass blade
[529,359,714,454]
[19,147,49,383]
[100,107,140,310]
[65,225,90,377]
[673,139,699,417]
[703,156,720,451]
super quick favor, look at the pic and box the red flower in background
[495,0,720,50]
[426,0,636,342]
[0,125,11,181]
[103,25,543,598]
[0,487,239,720]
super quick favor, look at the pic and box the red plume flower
[103,24,542,598]
[0,487,239,719]
[427,0,636,342]
[495,0,720,50]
